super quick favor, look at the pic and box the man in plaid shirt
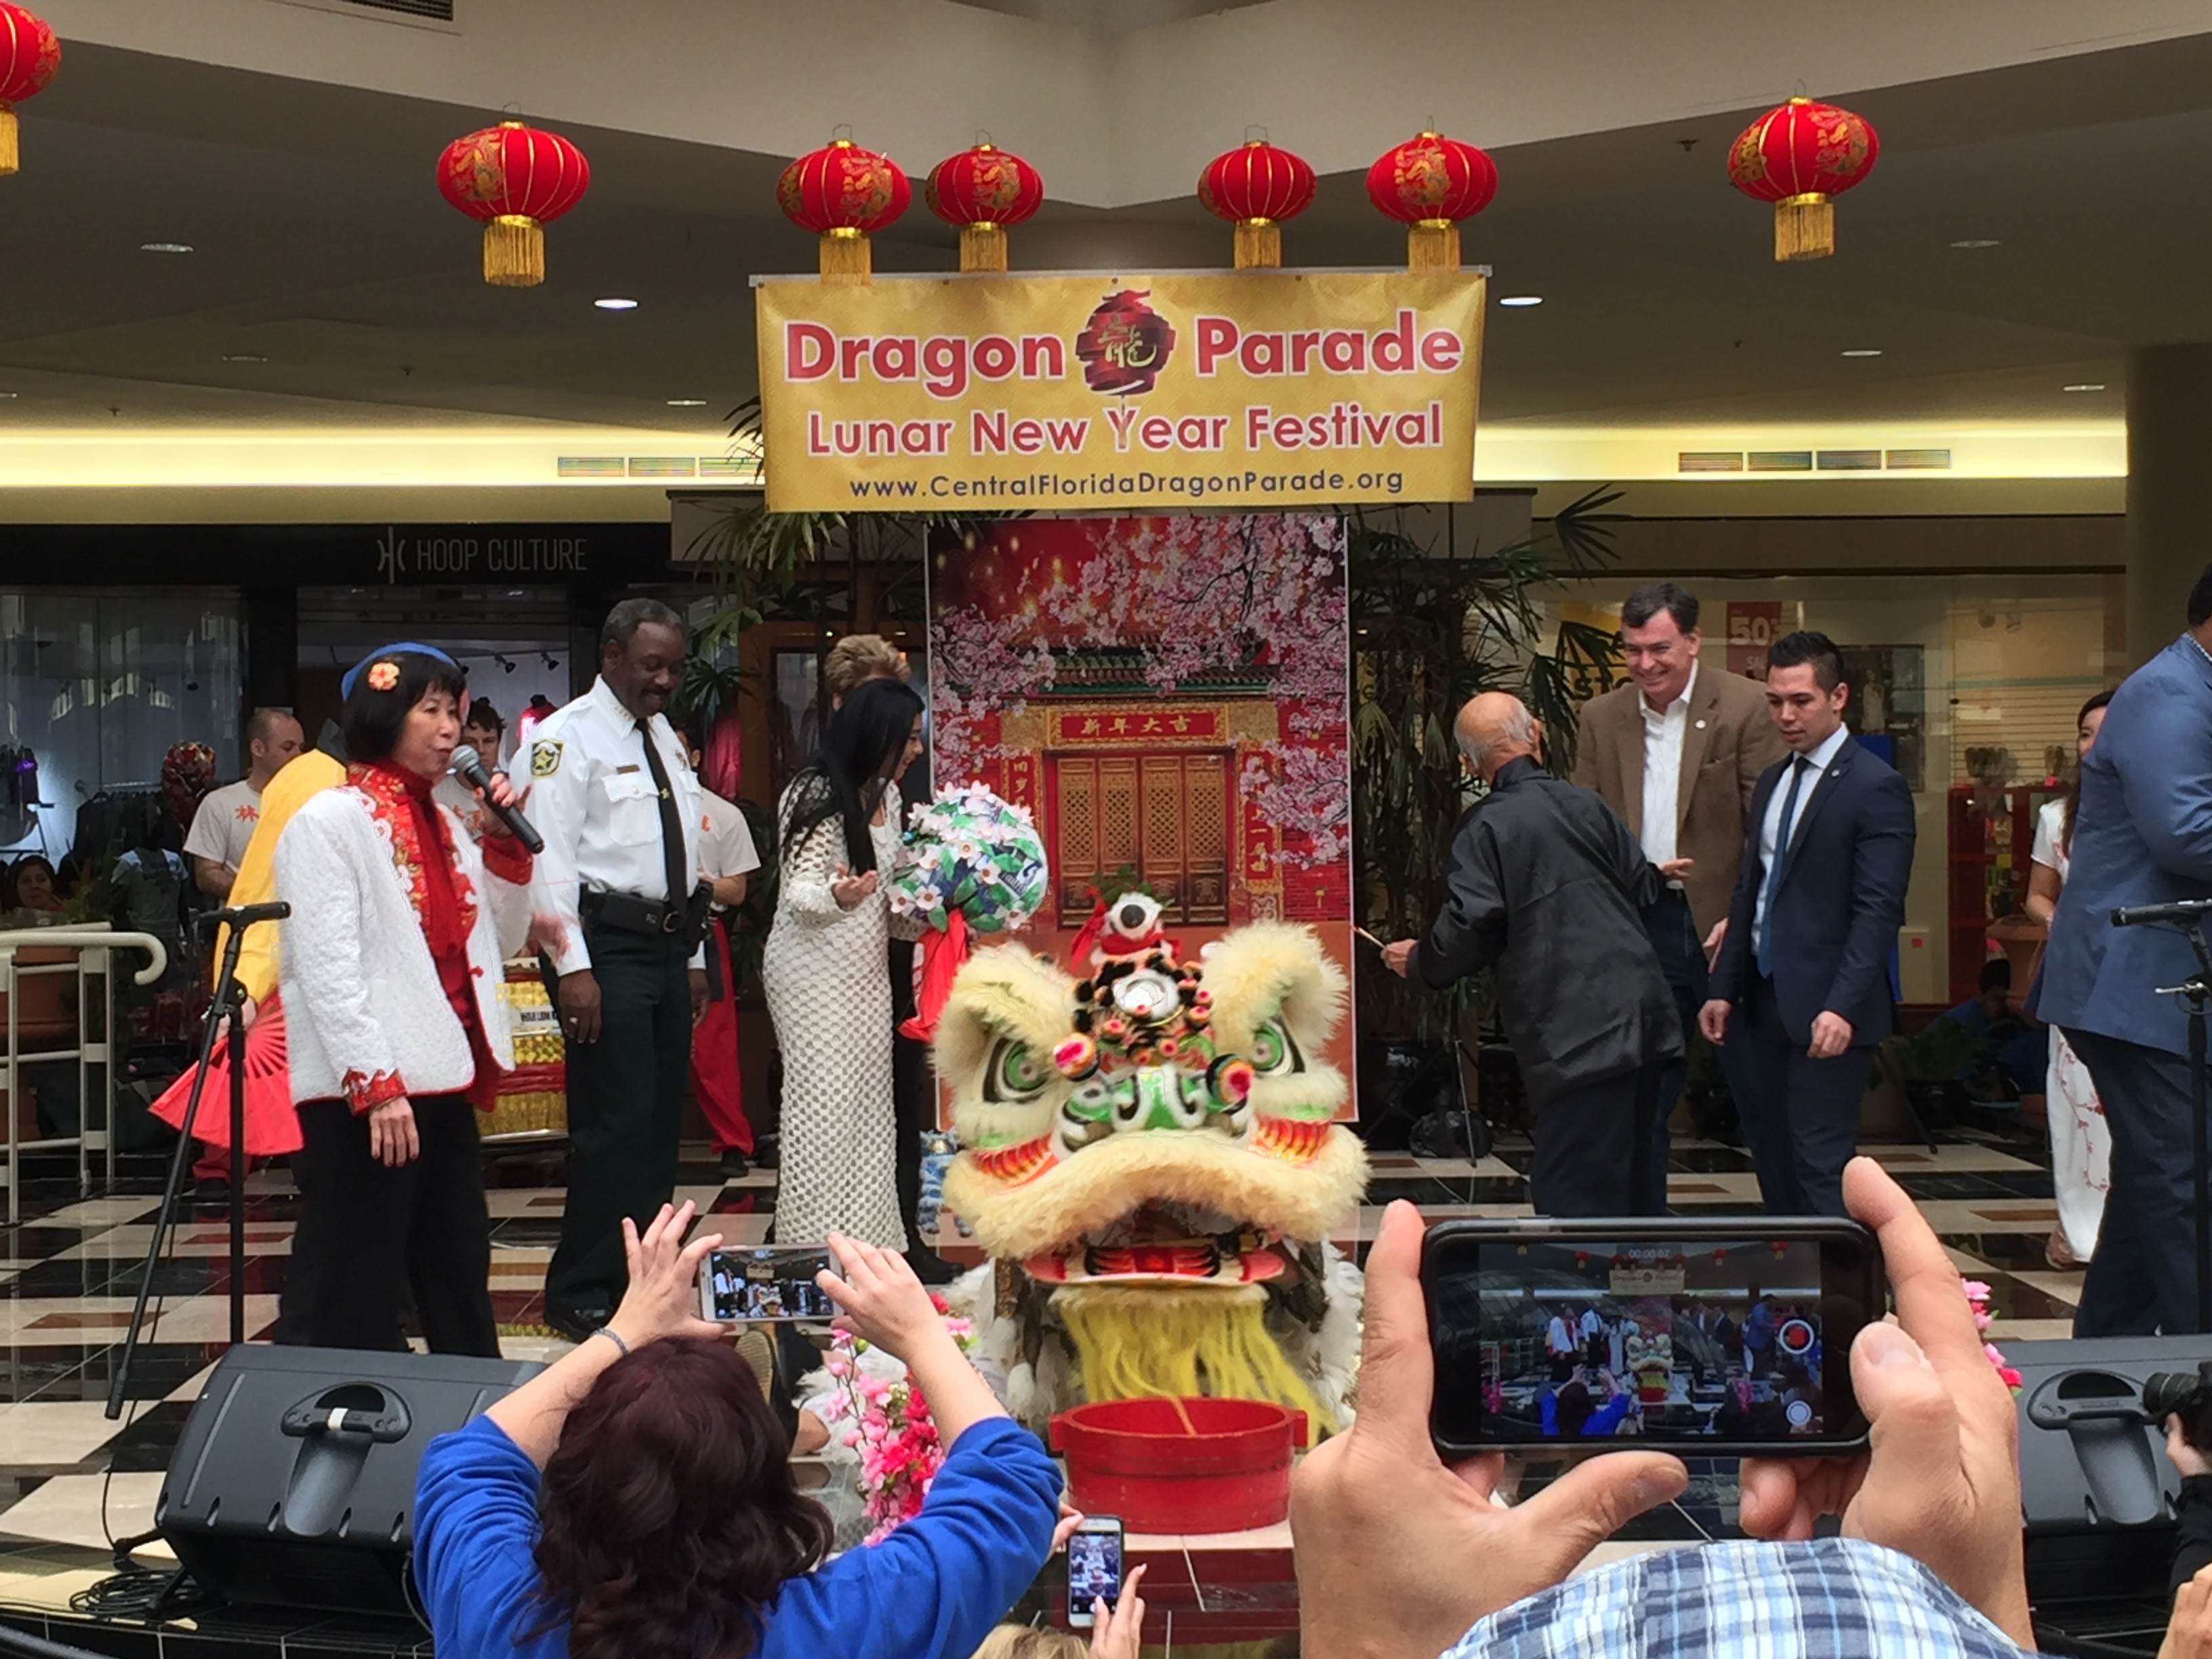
[1290,1156,2035,1658]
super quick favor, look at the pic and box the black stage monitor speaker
[156,1344,543,1616]
[2012,1334,2212,1639]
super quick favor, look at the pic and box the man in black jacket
[1385,692,1683,1215]
[1702,631,1916,1218]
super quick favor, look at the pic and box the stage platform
[0,1128,2075,1654]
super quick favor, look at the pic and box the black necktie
[637,722,688,907]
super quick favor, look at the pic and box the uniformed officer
[522,598,708,1339]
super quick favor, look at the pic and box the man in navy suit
[2040,565,2212,1336]
[1701,632,1917,1216]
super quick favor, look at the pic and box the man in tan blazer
[1574,582,1790,1206]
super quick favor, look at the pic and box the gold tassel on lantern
[0,104,18,176]
[483,214,545,287]
[1233,218,1282,271]
[1407,218,1460,273]
[1774,192,1835,262]
[819,226,872,283]
[960,222,1007,274]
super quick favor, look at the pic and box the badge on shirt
[531,740,563,779]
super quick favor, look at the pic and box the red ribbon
[901,908,970,1044]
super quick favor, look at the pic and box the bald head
[1455,692,1542,781]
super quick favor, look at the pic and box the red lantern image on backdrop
[926,141,1044,274]
[780,137,911,283]
[1366,130,1497,272]
[436,121,590,287]
[1197,140,1316,271]
[1728,96,1879,262]
[0,3,60,177]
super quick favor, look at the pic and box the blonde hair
[823,633,909,701]
[970,1626,1088,1659]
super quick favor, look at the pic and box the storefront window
[0,591,243,861]
[1553,573,2123,1004]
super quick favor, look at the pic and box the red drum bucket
[1048,1396,1308,1534]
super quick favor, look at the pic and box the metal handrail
[0,928,168,985]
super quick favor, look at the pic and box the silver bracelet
[590,1326,629,1357]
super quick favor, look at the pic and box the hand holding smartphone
[1420,1216,1881,1456]
[698,1246,834,1324]
[1065,1515,1124,1629]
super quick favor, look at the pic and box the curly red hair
[529,1336,833,1659]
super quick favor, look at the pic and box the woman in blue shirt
[413,1202,1063,1659]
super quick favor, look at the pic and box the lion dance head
[938,920,1367,1431]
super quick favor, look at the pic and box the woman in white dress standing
[2026,689,2114,1269]
[762,677,926,1252]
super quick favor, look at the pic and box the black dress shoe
[191,1179,233,1209]
[905,1246,960,1287]
[752,1134,779,1170]
[720,1147,751,1179]
[542,1306,606,1345]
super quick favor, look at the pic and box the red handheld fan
[150,994,303,1155]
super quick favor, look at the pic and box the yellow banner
[754,270,1484,512]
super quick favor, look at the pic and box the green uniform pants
[544,925,691,1324]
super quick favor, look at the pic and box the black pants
[2066,1027,2205,1336]
[888,937,927,1244]
[1643,888,1764,1201]
[1526,1061,1667,1216]
[545,926,692,1324]
[278,1094,497,1356]
[1736,975,1873,1217]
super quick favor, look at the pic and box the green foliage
[1349,489,1625,1038]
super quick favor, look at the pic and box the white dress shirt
[1753,722,1853,940]
[697,786,762,891]
[1638,662,1697,867]
[519,676,703,975]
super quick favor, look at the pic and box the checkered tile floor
[0,1123,2078,1645]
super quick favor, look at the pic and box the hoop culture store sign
[754,271,1486,511]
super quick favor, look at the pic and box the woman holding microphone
[274,650,533,1355]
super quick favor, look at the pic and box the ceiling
[0,20,2202,448]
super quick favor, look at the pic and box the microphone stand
[105,912,268,1420]
[2169,920,2212,1334]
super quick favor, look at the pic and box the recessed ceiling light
[594,297,639,311]
[1498,295,1543,308]
[1950,238,2001,249]
[2063,383,2107,392]
[666,398,707,407]
[222,353,268,364]
[1841,348,1883,358]
[140,242,194,255]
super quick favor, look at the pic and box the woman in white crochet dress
[275,649,533,1355]
[2026,689,2114,1270]
[763,676,926,1253]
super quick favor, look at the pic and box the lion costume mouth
[1025,1199,1288,1286]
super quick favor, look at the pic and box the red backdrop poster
[928,514,1355,1107]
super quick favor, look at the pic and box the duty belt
[581,887,691,937]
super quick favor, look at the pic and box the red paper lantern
[779,137,910,283]
[926,141,1044,274]
[1728,96,1879,262]
[1366,130,1497,272]
[436,121,590,287]
[0,3,59,177]
[1197,140,1315,270]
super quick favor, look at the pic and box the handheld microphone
[451,750,546,854]
[2113,899,2212,928]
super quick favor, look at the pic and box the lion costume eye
[985,1038,1051,1103]
[1250,1017,1304,1076]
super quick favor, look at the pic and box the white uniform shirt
[696,785,761,890]
[519,677,703,975]
[184,779,262,872]
[1752,722,1853,941]
[1638,661,1697,867]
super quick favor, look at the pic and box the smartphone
[1420,1216,1881,1457]
[698,1246,834,1324]
[1065,1515,1124,1629]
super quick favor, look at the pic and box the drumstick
[1353,926,1391,951]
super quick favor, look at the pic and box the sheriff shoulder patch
[530,740,563,779]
